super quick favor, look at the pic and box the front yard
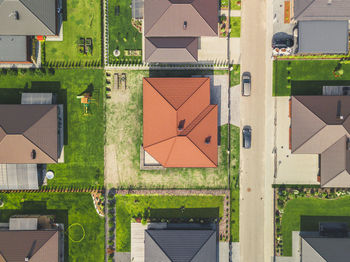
[105,70,232,189]
[273,60,350,96]
[220,0,241,10]
[108,0,142,64]
[0,69,105,187]
[43,0,102,65]
[115,195,224,252]
[0,192,104,261]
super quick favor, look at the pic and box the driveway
[240,0,274,261]
[274,97,319,185]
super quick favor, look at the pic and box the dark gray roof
[298,20,348,54]
[0,0,57,36]
[0,35,28,62]
[294,0,350,21]
[301,236,350,262]
[145,229,216,262]
[145,37,198,63]
[144,0,218,37]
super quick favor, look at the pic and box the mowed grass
[0,69,105,187]
[230,64,240,87]
[115,195,224,252]
[44,0,102,64]
[230,17,241,37]
[108,0,142,63]
[220,0,241,10]
[273,60,350,96]
[281,197,350,256]
[0,193,104,261]
[106,70,230,189]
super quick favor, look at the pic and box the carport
[298,20,349,54]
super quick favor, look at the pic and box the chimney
[25,258,29,262]
[9,11,19,20]
[337,100,343,120]
[183,21,187,30]
[205,136,211,144]
[347,138,350,151]
[328,0,332,5]
[31,149,36,159]
[178,120,185,131]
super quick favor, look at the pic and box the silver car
[242,72,251,96]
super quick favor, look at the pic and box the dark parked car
[242,72,251,96]
[242,126,251,149]
[272,37,294,49]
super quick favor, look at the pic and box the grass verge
[230,17,241,38]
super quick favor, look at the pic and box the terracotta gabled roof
[0,230,58,262]
[143,77,218,168]
[144,0,218,37]
[0,105,58,164]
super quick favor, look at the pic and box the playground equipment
[76,93,95,115]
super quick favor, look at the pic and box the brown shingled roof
[0,105,58,164]
[144,0,218,37]
[143,77,218,167]
[0,230,58,262]
[291,96,350,187]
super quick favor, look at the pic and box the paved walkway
[220,10,241,17]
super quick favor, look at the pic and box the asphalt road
[239,0,274,261]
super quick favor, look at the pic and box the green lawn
[0,192,104,261]
[281,197,350,256]
[115,195,224,252]
[108,0,142,64]
[273,60,350,96]
[44,0,102,65]
[230,17,241,38]
[230,64,240,87]
[0,69,105,187]
[221,0,241,10]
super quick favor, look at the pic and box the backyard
[105,70,234,189]
[108,0,142,64]
[273,60,350,96]
[220,0,241,10]
[43,0,102,65]
[280,196,350,256]
[115,195,224,252]
[0,69,105,187]
[0,192,104,261]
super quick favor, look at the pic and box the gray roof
[298,20,348,54]
[0,164,39,190]
[0,0,57,36]
[294,0,350,21]
[144,0,218,37]
[145,229,216,262]
[0,35,28,62]
[291,96,350,187]
[301,236,350,262]
[9,217,38,230]
[145,37,198,63]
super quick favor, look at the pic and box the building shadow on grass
[291,80,350,95]
[300,215,350,232]
[0,200,69,261]
[149,207,220,220]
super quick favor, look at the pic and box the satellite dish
[46,171,54,180]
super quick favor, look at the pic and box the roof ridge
[22,134,57,163]
[145,231,173,262]
[177,78,209,110]
[180,104,215,136]
[18,0,56,35]
[145,38,158,60]
[189,230,215,262]
[164,136,177,166]
[293,124,328,153]
[23,106,55,133]
[185,38,198,60]
[144,78,177,110]
[145,0,172,35]
[187,135,217,167]
[294,0,317,20]
[144,135,177,149]
[189,2,217,35]
[28,231,58,261]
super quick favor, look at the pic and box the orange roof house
[143,77,218,168]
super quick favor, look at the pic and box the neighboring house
[292,0,350,54]
[0,94,64,189]
[143,0,218,63]
[299,223,350,262]
[291,96,350,187]
[143,77,218,168]
[0,0,58,64]
[0,216,62,262]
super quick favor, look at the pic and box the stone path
[220,10,241,17]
